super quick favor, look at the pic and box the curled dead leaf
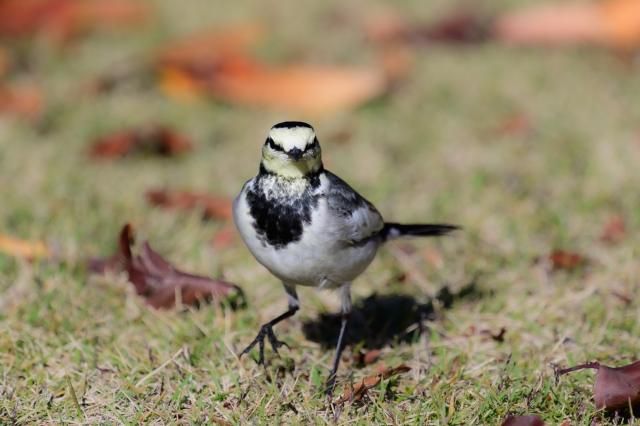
[557,360,640,414]
[89,126,192,159]
[501,415,546,426]
[91,224,245,309]
[548,250,586,271]
[0,234,51,260]
[146,189,233,221]
[334,364,410,404]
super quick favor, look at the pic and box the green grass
[2,0,640,424]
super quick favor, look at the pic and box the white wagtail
[233,121,458,391]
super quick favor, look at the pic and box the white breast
[233,181,380,288]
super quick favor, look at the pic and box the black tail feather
[382,223,460,241]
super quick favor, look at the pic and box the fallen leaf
[557,360,640,414]
[334,364,410,404]
[0,83,44,120]
[89,126,192,159]
[206,62,387,115]
[548,250,586,271]
[493,3,605,46]
[501,415,546,426]
[156,25,387,114]
[601,0,640,50]
[92,224,244,309]
[146,189,233,221]
[0,0,147,42]
[0,234,50,260]
[600,214,626,243]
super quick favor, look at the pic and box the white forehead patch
[269,126,316,151]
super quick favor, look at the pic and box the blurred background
[1,0,640,423]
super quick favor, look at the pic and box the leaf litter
[89,224,244,309]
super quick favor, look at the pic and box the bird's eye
[266,137,285,152]
[307,137,319,151]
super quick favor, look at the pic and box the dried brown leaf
[91,224,244,309]
[501,415,546,426]
[557,360,640,413]
[0,234,51,260]
[548,250,586,271]
[89,126,192,159]
[146,189,233,222]
[334,364,410,404]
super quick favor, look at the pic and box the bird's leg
[326,284,352,395]
[240,284,299,365]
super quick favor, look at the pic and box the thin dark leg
[325,313,349,395]
[239,306,298,364]
[240,284,299,365]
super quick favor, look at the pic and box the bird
[233,121,459,392]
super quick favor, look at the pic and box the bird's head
[260,121,323,178]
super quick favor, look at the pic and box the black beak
[288,148,304,160]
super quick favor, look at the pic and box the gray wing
[323,171,384,244]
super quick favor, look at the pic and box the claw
[239,323,289,365]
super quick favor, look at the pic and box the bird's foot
[240,323,289,365]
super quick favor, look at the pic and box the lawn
[1,0,640,424]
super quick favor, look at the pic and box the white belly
[234,193,379,288]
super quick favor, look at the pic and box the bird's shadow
[302,282,481,350]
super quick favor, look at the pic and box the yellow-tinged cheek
[262,146,322,177]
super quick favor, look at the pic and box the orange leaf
[158,67,206,102]
[207,63,386,115]
[601,0,640,49]
[494,3,605,46]
[0,234,50,260]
